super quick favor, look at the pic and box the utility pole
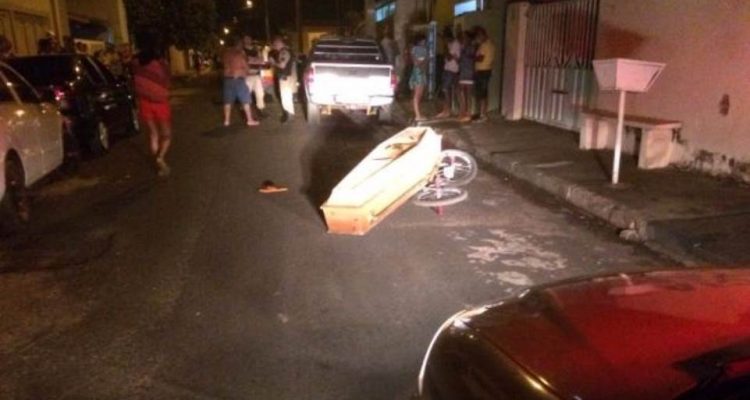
[336,0,342,35]
[295,0,302,52]
[264,0,271,41]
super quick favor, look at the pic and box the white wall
[594,0,750,180]
[0,0,52,16]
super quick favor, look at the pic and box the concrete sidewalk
[395,101,750,266]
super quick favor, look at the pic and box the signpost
[592,59,665,185]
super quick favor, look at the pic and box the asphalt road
[0,80,669,399]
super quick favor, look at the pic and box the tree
[125,0,218,50]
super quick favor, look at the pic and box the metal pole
[264,0,271,41]
[336,0,342,34]
[295,0,302,52]
[612,90,626,185]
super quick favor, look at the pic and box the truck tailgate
[312,63,392,97]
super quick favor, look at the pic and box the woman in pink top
[132,33,172,177]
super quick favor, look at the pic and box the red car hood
[465,269,750,399]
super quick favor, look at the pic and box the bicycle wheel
[413,187,468,207]
[439,149,478,187]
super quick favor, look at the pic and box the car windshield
[7,56,75,88]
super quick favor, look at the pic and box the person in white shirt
[243,35,267,118]
[437,26,461,119]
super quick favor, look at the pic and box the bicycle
[413,149,477,210]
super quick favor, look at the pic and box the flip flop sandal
[259,180,288,194]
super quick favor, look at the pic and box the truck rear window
[311,40,385,63]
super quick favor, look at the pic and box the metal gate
[523,0,599,130]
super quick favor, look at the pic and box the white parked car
[0,61,63,229]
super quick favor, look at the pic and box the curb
[443,131,703,266]
[390,101,701,265]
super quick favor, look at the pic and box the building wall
[0,0,52,16]
[0,0,56,55]
[66,0,128,43]
[594,0,750,180]
[393,0,422,51]
[432,0,454,27]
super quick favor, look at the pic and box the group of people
[409,25,495,123]
[221,34,297,128]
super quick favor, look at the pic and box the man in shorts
[223,37,259,127]
[473,26,495,122]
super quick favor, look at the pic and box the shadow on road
[300,112,387,220]
[201,125,249,139]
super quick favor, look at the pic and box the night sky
[218,0,365,37]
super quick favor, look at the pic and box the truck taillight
[390,72,398,91]
[305,68,314,87]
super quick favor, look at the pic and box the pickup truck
[303,37,396,125]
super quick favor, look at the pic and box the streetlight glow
[246,0,253,8]
[223,27,230,35]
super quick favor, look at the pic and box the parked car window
[91,59,117,84]
[6,56,76,88]
[1,65,40,104]
[81,58,106,86]
[0,75,14,103]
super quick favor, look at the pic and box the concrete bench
[579,109,682,169]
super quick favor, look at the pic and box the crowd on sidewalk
[407,25,495,124]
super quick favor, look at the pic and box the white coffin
[321,127,442,235]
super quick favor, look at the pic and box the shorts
[442,71,458,93]
[459,66,474,82]
[409,68,427,90]
[474,70,492,99]
[138,99,171,123]
[223,77,251,105]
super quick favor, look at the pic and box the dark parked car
[418,269,750,400]
[8,54,138,155]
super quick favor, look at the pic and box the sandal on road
[259,180,288,194]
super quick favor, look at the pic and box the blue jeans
[223,77,251,104]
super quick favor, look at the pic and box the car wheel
[307,102,321,125]
[0,156,29,233]
[379,105,393,124]
[89,120,110,155]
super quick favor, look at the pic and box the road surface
[0,80,669,399]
